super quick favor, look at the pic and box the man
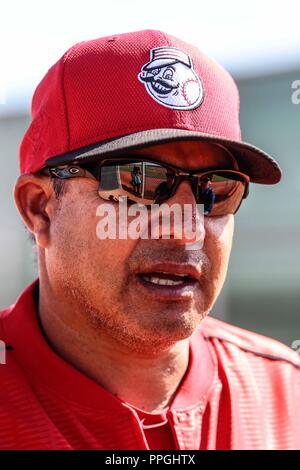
[198,177,215,215]
[1,30,299,450]
[131,165,142,194]
[154,170,175,203]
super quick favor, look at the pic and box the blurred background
[1,0,299,346]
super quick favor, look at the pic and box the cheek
[49,196,137,294]
[204,215,234,279]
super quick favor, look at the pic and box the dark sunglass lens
[98,161,173,204]
[144,164,175,203]
[198,172,246,216]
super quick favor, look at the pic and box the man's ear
[14,174,54,248]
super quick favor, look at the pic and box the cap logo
[138,47,203,110]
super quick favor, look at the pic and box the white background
[1,0,300,115]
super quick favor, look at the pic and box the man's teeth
[144,276,184,286]
[143,273,187,286]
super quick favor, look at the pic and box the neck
[38,279,190,413]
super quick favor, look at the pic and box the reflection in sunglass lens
[197,172,246,216]
[99,162,176,205]
[98,162,247,215]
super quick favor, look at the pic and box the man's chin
[125,311,205,351]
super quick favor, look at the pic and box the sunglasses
[41,155,250,217]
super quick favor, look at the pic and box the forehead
[129,141,238,170]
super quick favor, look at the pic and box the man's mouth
[141,272,192,286]
[135,263,201,300]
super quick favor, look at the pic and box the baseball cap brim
[44,128,282,184]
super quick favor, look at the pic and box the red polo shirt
[0,279,299,450]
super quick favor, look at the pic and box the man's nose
[154,180,206,247]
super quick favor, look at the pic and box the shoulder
[200,315,300,369]
[199,317,300,449]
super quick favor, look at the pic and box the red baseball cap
[20,29,281,184]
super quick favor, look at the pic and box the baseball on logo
[181,78,200,106]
